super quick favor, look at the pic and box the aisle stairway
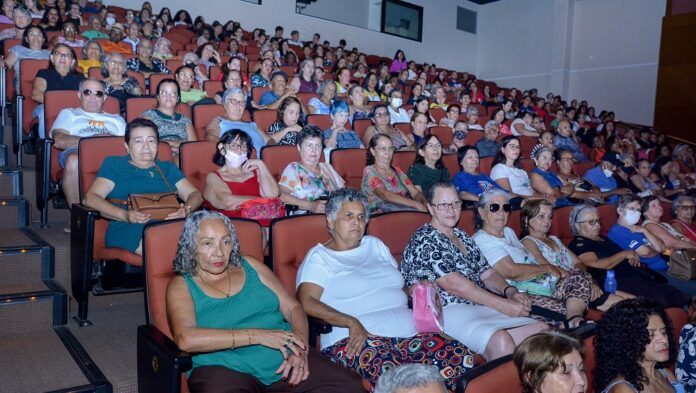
[1,109,141,392]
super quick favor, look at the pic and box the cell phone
[316,195,330,201]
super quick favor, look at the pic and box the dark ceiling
[467,0,503,4]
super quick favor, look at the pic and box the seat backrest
[430,107,447,122]
[253,108,277,133]
[519,158,535,173]
[148,73,175,95]
[508,210,522,238]
[143,218,264,338]
[192,104,225,141]
[19,59,50,132]
[574,162,594,177]
[442,154,460,177]
[251,86,271,104]
[430,126,453,146]
[125,96,157,122]
[597,204,617,237]
[179,141,220,194]
[306,114,332,131]
[519,135,537,159]
[261,145,301,181]
[296,92,316,107]
[479,156,494,175]
[460,356,522,393]
[203,80,223,98]
[392,151,416,173]
[330,148,366,189]
[549,205,575,245]
[457,209,477,235]
[270,214,330,296]
[366,211,430,262]
[464,130,484,146]
[78,136,174,197]
[353,119,372,140]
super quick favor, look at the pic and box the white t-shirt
[473,227,536,267]
[388,106,411,125]
[296,235,417,349]
[50,108,126,138]
[490,163,534,196]
[510,118,536,136]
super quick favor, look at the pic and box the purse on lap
[412,282,445,333]
[668,249,696,280]
[238,197,286,221]
[116,164,180,221]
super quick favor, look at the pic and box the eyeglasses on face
[159,90,178,97]
[488,203,512,213]
[52,51,73,59]
[374,146,396,152]
[430,201,463,211]
[81,89,105,97]
[576,219,600,225]
[374,112,389,118]
[226,142,248,151]
[678,205,696,211]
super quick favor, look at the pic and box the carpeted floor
[0,328,90,392]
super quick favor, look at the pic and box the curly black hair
[593,297,676,392]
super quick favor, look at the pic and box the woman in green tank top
[166,211,364,392]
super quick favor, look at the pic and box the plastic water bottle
[604,270,617,294]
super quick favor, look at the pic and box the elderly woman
[2,25,50,85]
[520,200,631,312]
[307,80,335,115]
[324,100,362,150]
[513,331,587,393]
[492,136,553,203]
[567,204,686,308]
[297,189,476,390]
[203,131,278,226]
[214,68,245,104]
[671,195,696,241]
[152,37,172,60]
[126,39,169,79]
[453,146,503,202]
[279,126,345,214]
[554,149,604,203]
[594,298,683,393]
[102,52,142,115]
[267,96,304,146]
[361,104,414,151]
[473,189,594,329]
[510,111,539,137]
[406,135,451,196]
[30,43,84,139]
[167,211,364,392]
[83,118,202,255]
[641,195,696,251]
[77,39,104,77]
[361,134,426,213]
[529,146,575,207]
[54,21,85,47]
[608,194,696,297]
[401,182,546,360]
[140,78,196,159]
[206,87,271,150]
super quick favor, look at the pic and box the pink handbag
[412,282,445,333]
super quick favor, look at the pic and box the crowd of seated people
[6,1,696,391]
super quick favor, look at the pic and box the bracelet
[503,285,515,298]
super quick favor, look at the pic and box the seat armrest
[308,316,332,348]
[456,354,513,393]
[137,325,192,393]
[70,203,102,324]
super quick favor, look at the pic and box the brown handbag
[115,164,181,221]
[668,249,696,280]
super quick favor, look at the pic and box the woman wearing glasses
[140,79,196,161]
[567,203,686,308]
[406,135,451,196]
[671,195,696,242]
[362,134,427,213]
[361,104,414,151]
[473,189,594,329]
[401,182,546,361]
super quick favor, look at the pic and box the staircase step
[0,167,22,195]
[0,196,30,228]
[0,228,55,282]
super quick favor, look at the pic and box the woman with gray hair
[401,182,545,361]
[166,211,365,392]
[473,189,594,329]
[297,188,476,391]
[102,52,142,115]
[529,146,575,207]
[374,364,446,393]
[671,195,696,242]
[567,203,686,308]
[307,80,335,114]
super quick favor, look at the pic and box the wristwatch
[185,205,192,216]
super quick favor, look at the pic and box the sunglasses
[82,89,105,97]
[488,203,511,213]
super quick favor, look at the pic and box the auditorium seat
[330,148,367,189]
[431,126,454,146]
[306,114,332,130]
[353,118,372,140]
[392,151,416,172]
[253,109,277,134]
[15,59,48,165]
[148,73,176,95]
[443,154,460,176]
[549,205,575,245]
[597,204,617,237]
[366,211,430,262]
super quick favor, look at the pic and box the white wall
[476,0,665,125]
[299,0,371,31]
[114,0,480,72]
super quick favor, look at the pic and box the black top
[37,68,85,91]
[568,235,643,283]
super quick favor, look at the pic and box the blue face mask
[454,130,466,140]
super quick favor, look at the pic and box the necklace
[199,267,232,298]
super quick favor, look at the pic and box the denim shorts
[58,146,79,168]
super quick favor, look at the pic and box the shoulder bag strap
[153,163,174,193]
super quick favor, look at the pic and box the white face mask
[390,97,402,108]
[602,168,613,177]
[624,210,641,225]
[224,150,247,168]
[105,16,115,26]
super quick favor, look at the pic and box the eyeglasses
[226,142,247,151]
[576,219,600,225]
[425,143,442,150]
[678,205,696,211]
[159,90,178,97]
[559,157,575,162]
[178,73,195,80]
[374,146,396,152]
[488,203,512,213]
[430,201,463,211]
[81,89,105,97]
[374,112,389,118]
[226,99,246,107]
[52,52,73,59]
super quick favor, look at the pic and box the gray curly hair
[325,188,370,224]
[374,364,445,393]
[173,211,241,275]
